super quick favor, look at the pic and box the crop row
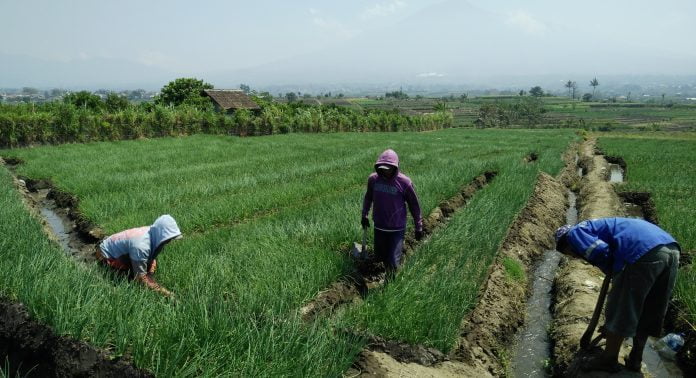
[599,136,696,336]
[1,129,575,375]
[0,102,453,148]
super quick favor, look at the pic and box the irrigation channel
[511,149,684,378]
[511,190,577,377]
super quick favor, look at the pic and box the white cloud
[505,10,547,35]
[417,72,445,78]
[361,0,407,20]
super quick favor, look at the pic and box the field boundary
[300,171,497,323]
[349,166,571,376]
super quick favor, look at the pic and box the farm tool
[351,227,368,260]
[580,273,612,350]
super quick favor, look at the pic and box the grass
[598,135,696,333]
[341,136,569,351]
[1,129,576,375]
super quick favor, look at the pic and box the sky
[2,0,695,89]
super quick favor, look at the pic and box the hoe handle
[361,228,367,258]
[580,274,612,350]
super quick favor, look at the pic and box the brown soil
[549,139,682,377]
[349,169,570,377]
[0,159,148,377]
[300,171,497,323]
[0,299,151,378]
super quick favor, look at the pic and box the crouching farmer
[96,214,182,297]
[555,217,680,373]
[361,149,423,276]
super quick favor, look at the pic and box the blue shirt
[566,218,678,273]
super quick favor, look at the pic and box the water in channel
[511,191,578,377]
[609,164,624,183]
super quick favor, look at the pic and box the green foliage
[503,257,526,282]
[63,91,104,111]
[598,136,696,331]
[582,93,593,102]
[475,97,546,128]
[104,93,130,112]
[530,86,544,97]
[155,77,214,110]
[342,131,574,351]
[0,129,576,374]
[0,100,454,147]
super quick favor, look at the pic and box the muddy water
[609,164,624,183]
[511,191,578,377]
[28,189,94,260]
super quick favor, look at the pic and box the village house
[203,89,261,114]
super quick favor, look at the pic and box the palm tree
[565,80,574,98]
[590,77,599,98]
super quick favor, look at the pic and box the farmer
[555,218,680,373]
[361,149,423,275]
[96,214,182,297]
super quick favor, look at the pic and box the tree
[582,93,593,102]
[63,91,104,111]
[22,87,39,95]
[240,84,251,94]
[564,80,575,98]
[105,93,130,112]
[529,86,544,97]
[519,90,526,96]
[155,77,214,109]
[590,77,599,98]
[285,92,298,102]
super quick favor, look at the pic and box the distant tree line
[474,97,547,128]
[0,78,454,147]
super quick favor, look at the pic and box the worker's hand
[361,217,370,229]
[415,230,424,241]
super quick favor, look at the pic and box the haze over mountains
[2,0,695,91]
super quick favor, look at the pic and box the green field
[350,97,696,131]
[598,135,696,331]
[0,129,576,375]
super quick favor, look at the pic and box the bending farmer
[555,217,680,373]
[362,149,423,274]
[96,214,182,297]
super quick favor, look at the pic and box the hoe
[580,274,612,350]
[351,227,368,260]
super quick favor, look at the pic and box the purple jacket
[362,149,423,232]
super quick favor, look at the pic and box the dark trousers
[374,228,405,271]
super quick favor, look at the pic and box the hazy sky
[2,0,695,88]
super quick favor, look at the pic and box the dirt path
[550,139,685,378]
[348,170,569,377]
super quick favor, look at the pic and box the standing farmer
[96,214,182,297]
[362,149,423,275]
[555,218,680,373]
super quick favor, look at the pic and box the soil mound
[0,299,151,378]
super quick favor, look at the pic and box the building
[203,89,261,113]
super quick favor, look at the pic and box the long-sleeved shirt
[362,149,423,232]
[565,217,678,273]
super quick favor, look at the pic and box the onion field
[0,129,576,376]
[598,135,696,339]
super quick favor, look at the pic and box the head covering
[555,224,573,250]
[375,149,399,172]
[149,214,182,252]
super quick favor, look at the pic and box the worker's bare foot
[581,356,622,373]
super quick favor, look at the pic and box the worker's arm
[361,176,375,221]
[135,273,173,297]
[130,249,173,297]
[567,226,612,274]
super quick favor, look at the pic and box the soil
[300,171,497,323]
[0,159,148,377]
[0,300,151,378]
[550,139,689,377]
[348,169,570,376]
